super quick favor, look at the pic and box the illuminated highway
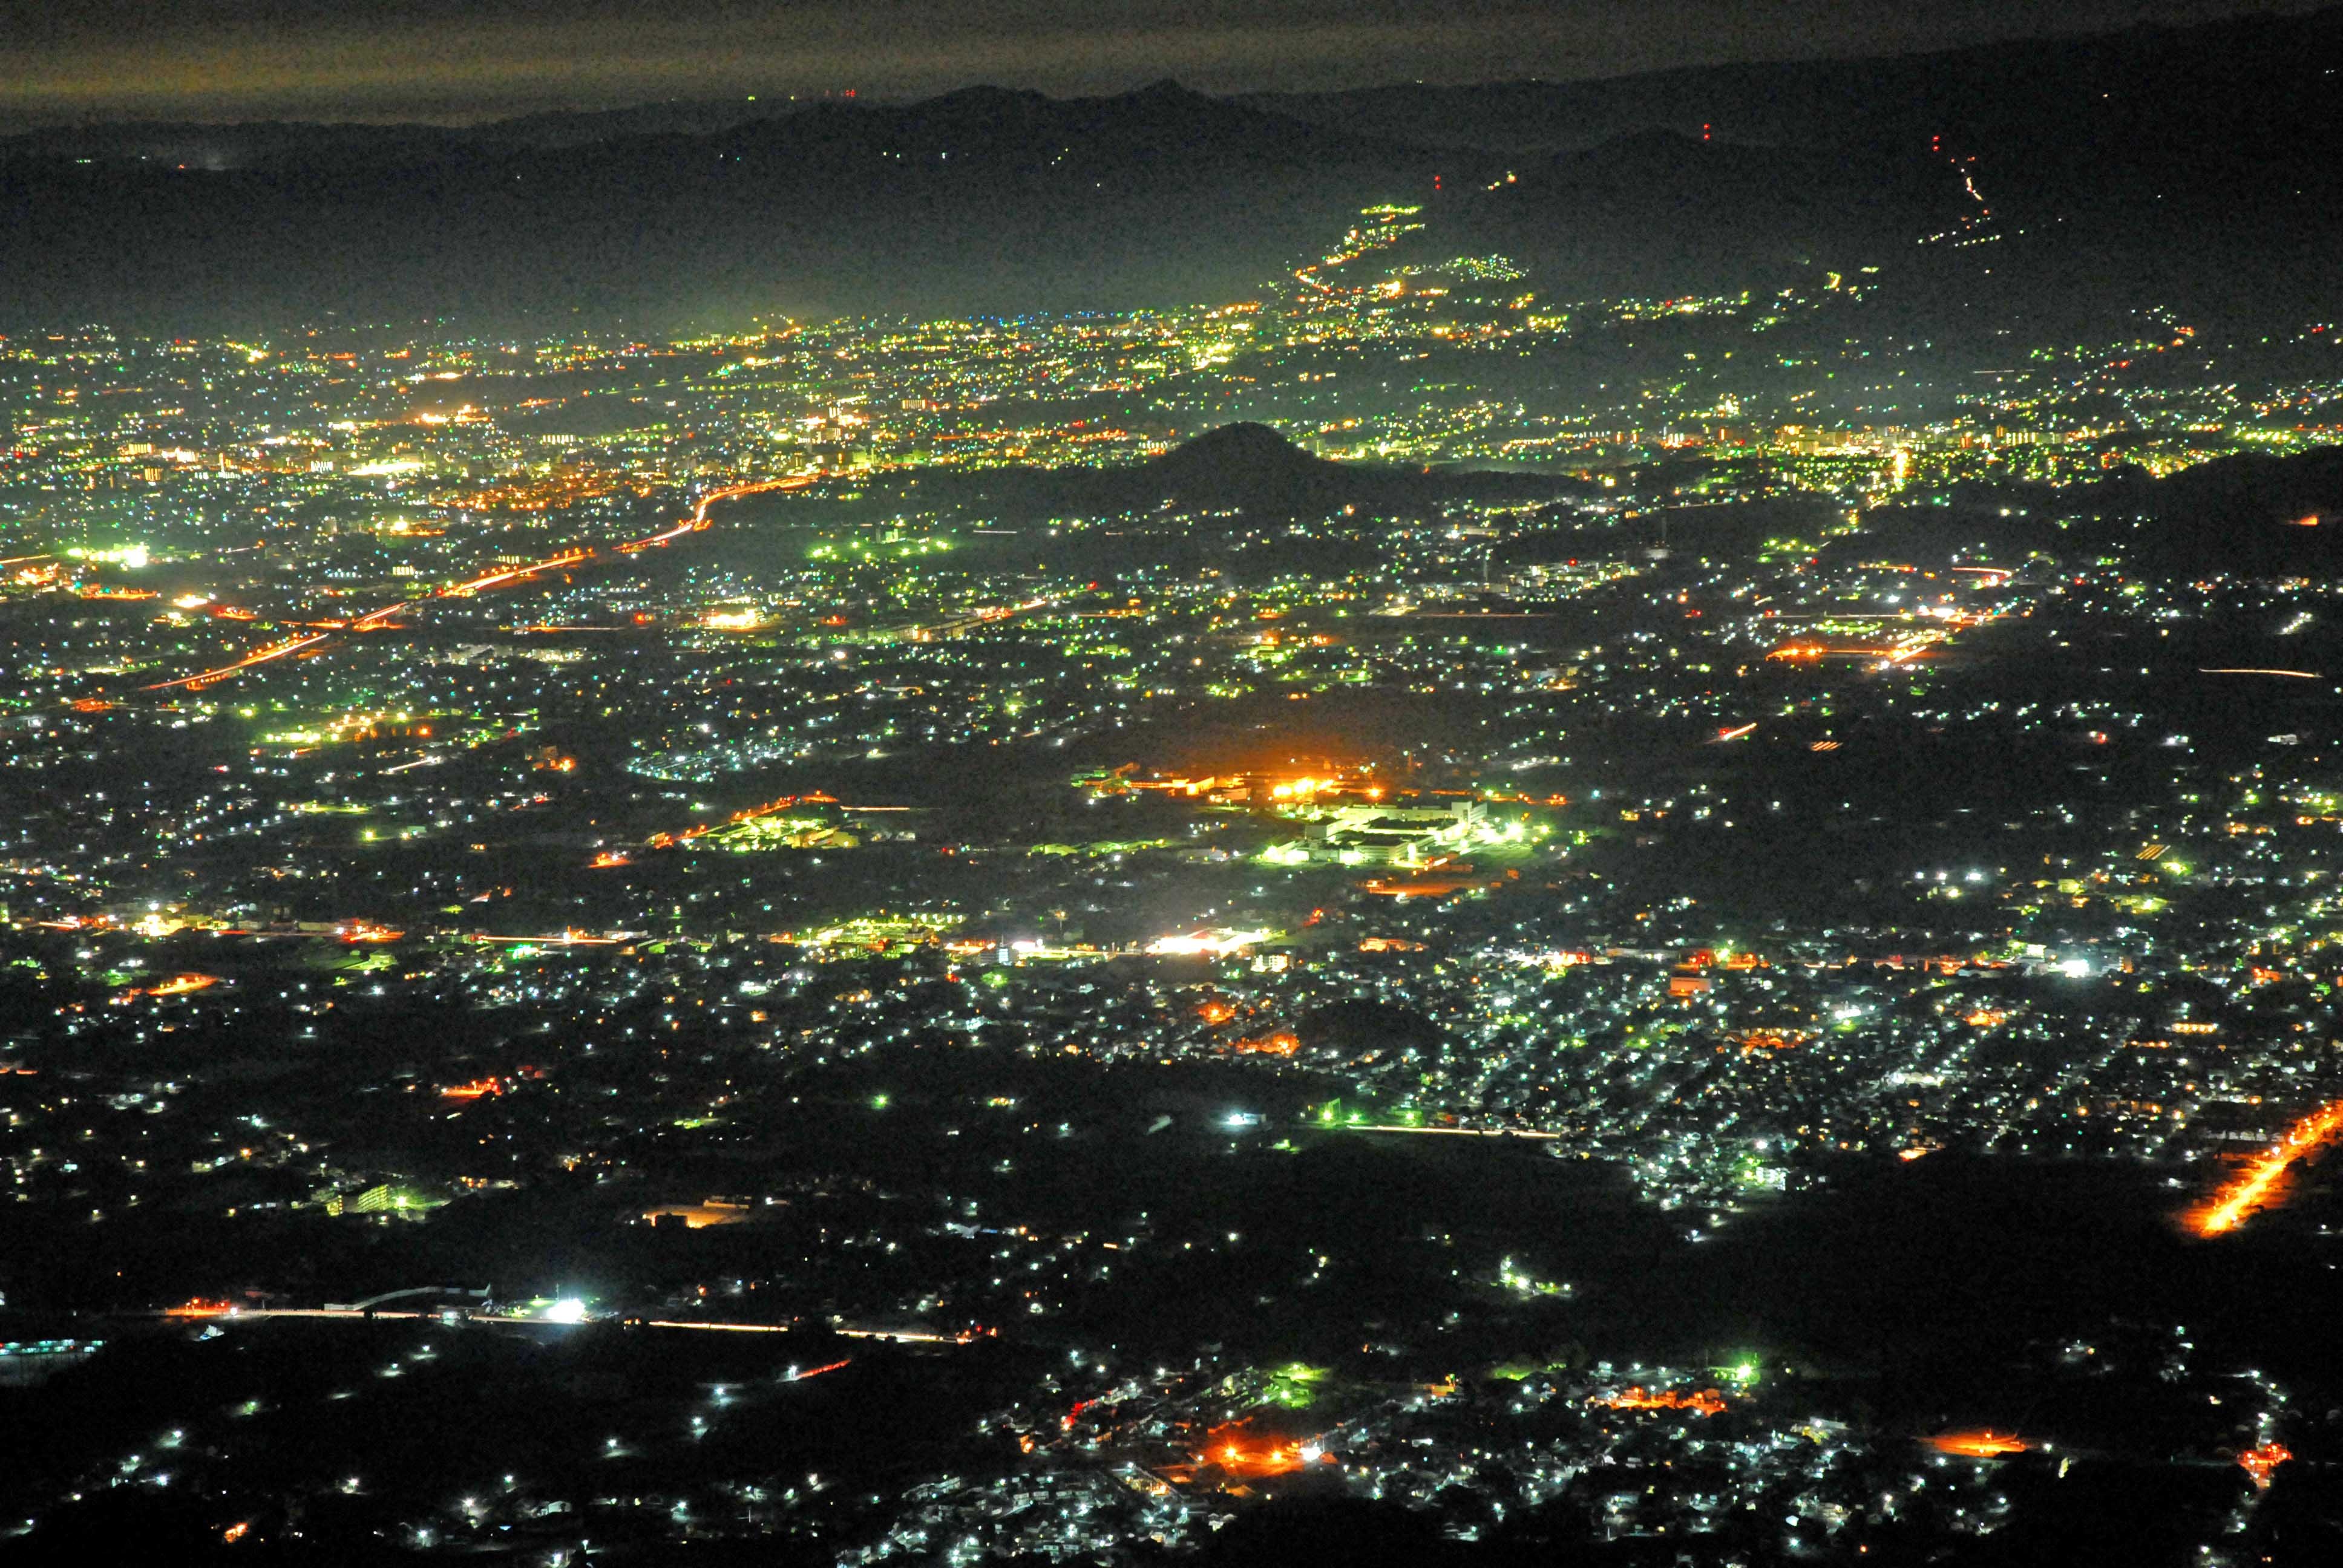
[2198,668,2324,680]
[2192,1099,2343,1235]
[900,595,1056,642]
[1345,1123,1560,1139]
[151,1303,980,1344]
[135,475,818,693]
[142,632,338,692]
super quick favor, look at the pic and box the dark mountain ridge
[0,83,1457,331]
[1245,7,2343,157]
[2,9,2336,332]
[1870,445,2343,580]
[0,97,845,166]
[2084,446,2343,577]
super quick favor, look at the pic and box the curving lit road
[137,475,818,693]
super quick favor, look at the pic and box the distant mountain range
[0,82,1446,329]
[2,7,2336,332]
[0,99,833,169]
[1242,8,2343,156]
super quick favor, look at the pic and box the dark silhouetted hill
[883,422,1598,521]
[2082,446,2343,577]
[1136,422,1355,511]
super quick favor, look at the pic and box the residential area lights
[0,192,2336,1567]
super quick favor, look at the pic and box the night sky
[1,0,2324,128]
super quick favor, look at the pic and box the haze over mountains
[1,6,2335,332]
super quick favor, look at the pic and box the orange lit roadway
[899,595,1057,643]
[1339,1123,1559,1139]
[139,475,818,693]
[2193,1098,2343,1235]
[150,1304,978,1343]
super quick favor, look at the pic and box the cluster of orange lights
[1268,776,1369,800]
[1195,1424,1332,1478]
[1732,1030,1809,1053]
[2192,1098,2343,1235]
[1360,874,1480,898]
[166,1298,232,1318]
[1592,1387,1726,1416]
[1231,1031,1299,1057]
[123,972,219,999]
[651,790,839,849]
[2238,1440,2293,1488]
[1114,769,1382,802]
[439,1079,503,1100]
[1213,1441,1315,1475]
[1769,642,1933,663]
[1927,1429,2028,1458]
